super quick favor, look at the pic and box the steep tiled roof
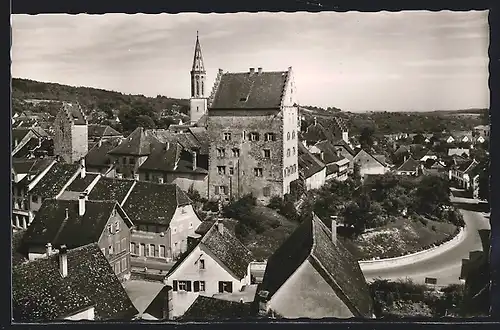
[260,214,373,318]
[210,70,288,109]
[23,199,128,249]
[181,296,253,320]
[167,222,254,280]
[314,141,343,164]
[332,139,355,156]
[373,155,387,166]
[143,285,171,320]
[194,114,208,127]
[30,163,79,198]
[396,157,420,172]
[303,122,334,144]
[195,220,216,235]
[12,127,31,142]
[66,173,99,192]
[122,182,191,225]
[108,127,152,156]
[61,103,87,125]
[85,137,122,168]
[298,142,325,179]
[139,144,179,172]
[12,230,28,267]
[12,159,38,174]
[326,163,339,175]
[87,177,135,204]
[13,243,138,322]
[14,137,40,158]
[88,124,122,138]
[459,159,478,173]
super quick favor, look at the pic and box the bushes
[266,195,300,222]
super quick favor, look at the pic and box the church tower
[190,32,207,125]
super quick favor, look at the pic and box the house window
[115,261,121,274]
[115,241,120,254]
[189,222,193,228]
[217,166,226,175]
[108,224,113,235]
[254,168,263,177]
[287,132,290,141]
[130,242,136,254]
[145,172,150,181]
[218,281,233,293]
[293,147,296,155]
[216,148,225,158]
[139,243,145,256]
[199,259,205,270]
[229,167,234,175]
[121,257,127,271]
[250,132,259,141]
[149,244,155,257]
[287,148,291,157]
[265,133,276,141]
[218,185,228,195]
[130,157,136,165]
[263,149,271,159]
[232,148,240,157]
[121,238,126,252]
[263,186,271,197]
[199,281,206,292]
[292,130,296,139]
[193,281,206,292]
[31,195,38,203]
[114,221,120,232]
[172,227,177,234]
[223,132,232,141]
[174,280,192,292]
[109,245,114,255]
[159,245,166,258]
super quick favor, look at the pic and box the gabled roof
[313,141,343,164]
[167,222,254,280]
[87,177,136,204]
[108,127,153,156]
[30,163,80,198]
[303,122,334,144]
[66,173,99,192]
[12,127,31,142]
[354,149,386,167]
[298,142,325,179]
[332,139,355,156]
[373,155,387,166]
[210,70,289,109]
[259,214,373,317]
[60,102,87,125]
[23,199,132,249]
[181,296,253,321]
[13,157,55,180]
[122,182,192,225]
[142,285,172,320]
[13,243,138,322]
[396,157,420,172]
[194,113,208,127]
[459,159,478,173]
[85,137,122,168]
[326,163,339,175]
[139,144,179,172]
[88,124,122,138]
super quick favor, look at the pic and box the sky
[11,11,490,112]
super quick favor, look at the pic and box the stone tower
[190,31,207,125]
[53,102,88,163]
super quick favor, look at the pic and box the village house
[301,117,336,148]
[207,66,299,205]
[473,125,490,138]
[11,157,56,231]
[87,124,123,143]
[12,127,52,159]
[449,158,479,190]
[163,221,255,319]
[422,159,448,176]
[297,141,326,191]
[255,213,374,318]
[445,135,455,144]
[353,149,388,178]
[448,148,470,157]
[419,149,438,162]
[309,141,350,181]
[21,197,134,280]
[84,137,122,176]
[53,102,88,164]
[12,243,138,322]
[394,156,422,176]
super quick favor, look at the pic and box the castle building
[53,103,88,163]
[206,66,299,204]
[189,32,208,125]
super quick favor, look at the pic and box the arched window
[201,80,204,96]
[196,80,200,96]
[287,132,290,141]
[292,130,296,139]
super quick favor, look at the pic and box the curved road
[362,189,490,286]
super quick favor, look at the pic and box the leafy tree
[359,126,375,150]
[412,133,425,145]
[414,176,450,215]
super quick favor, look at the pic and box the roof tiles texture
[210,71,288,109]
[30,163,79,198]
[88,124,122,138]
[66,173,98,192]
[396,157,420,172]
[85,137,122,168]
[13,243,138,322]
[87,177,135,204]
[181,296,253,320]
[298,142,325,179]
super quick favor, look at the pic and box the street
[363,188,490,286]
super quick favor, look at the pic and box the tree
[412,134,425,145]
[414,176,451,215]
[359,126,375,150]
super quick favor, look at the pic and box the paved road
[363,189,490,286]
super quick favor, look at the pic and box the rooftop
[13,243,138,322]
[88,124,122,138]
[181,296,253,321]
[396,157,421,172]
[87,177,136,204]
[298,142,325,179]
[66,173,99,192]
[85,137,122,168]
[30,163,80,199]
[210,70,289,109]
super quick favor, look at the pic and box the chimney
[249,68,255,74]
[314,117,317,126]
[257,67,263,74]
[258,290,270,316]
[331,216,337,244]
[59,245,68,278]
[192,151,197,170]
[217,221,224,235]
[78,193,86,216]
[46,242,53,256]
[80,158,86,178]
[166,142,170,150]
[320,151,324,161]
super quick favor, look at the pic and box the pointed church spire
[192,31,205,72]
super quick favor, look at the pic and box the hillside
[12,78,190,134]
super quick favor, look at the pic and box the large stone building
[54,103,88,163]
[207,66,299,204]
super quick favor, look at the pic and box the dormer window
[239,97,247,102]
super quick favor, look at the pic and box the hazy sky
[12,11,489,112]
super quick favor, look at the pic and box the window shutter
[193,281,199,292]
[186,281,192,292]
[218,281,224,293]
[173,280,178,291]
[227,282,233,293]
